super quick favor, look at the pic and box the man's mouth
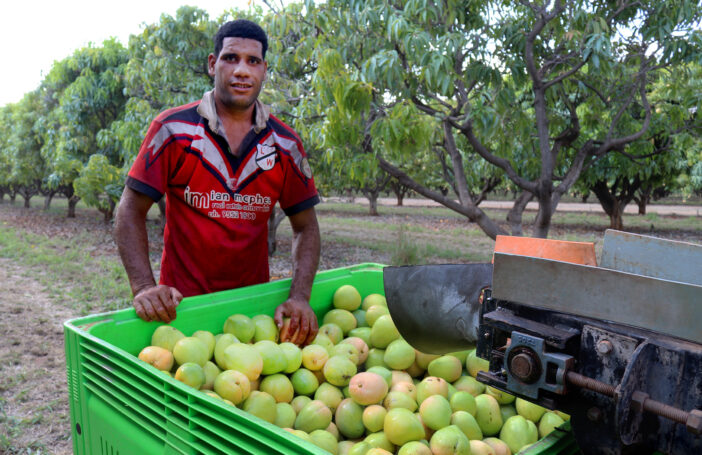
[231,82,252,89]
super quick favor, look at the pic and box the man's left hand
[275,297,318,346]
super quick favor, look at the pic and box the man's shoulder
[153,100,203,126]
[268,114,303,145]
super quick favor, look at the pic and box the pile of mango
[138,284,569,455]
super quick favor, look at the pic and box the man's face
[208,37,267,113]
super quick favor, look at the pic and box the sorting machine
[383,230,702,454]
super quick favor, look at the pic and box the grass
[0,226,132,314]
[0,394,53,455]
[28,195,163,223]
[310,200,702,265]
[317,201,702,233]
[279,213,496,264]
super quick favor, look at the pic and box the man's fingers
[274,306,285,329]
[134,300,148,321]
[153,292,174,323]
[133,286,181,323]
[171,288,184,306]
[294,313,310,346]
[141,299,158,321]
[304,323,316,346]
[287,313,301,339]
[308,309,318,340]
[163,289,179,321]
[305,317,318,346]
[165,301,177,322]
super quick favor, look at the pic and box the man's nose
[232,61,251,78]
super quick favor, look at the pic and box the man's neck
[214,97,255,128]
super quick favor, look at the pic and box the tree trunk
[158,197,167,232]
[592,180,625,230]
[99,198,116,224]
[634,187,651,215]
[592,178,640,231]
[43,192,55,210]
[378,156,507,239]
[367,192,379,216]
[23,195,31,208]
[637,199,647,215]
[390,180,408,206]
[67,195,80,218]
[532,188,554,238]
[610,207,624,230]
[10,194,16,204]
[267,205,286,256]
[362,174,391,216]
[507,191,533,236]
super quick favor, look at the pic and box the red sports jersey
[126,93,319,297]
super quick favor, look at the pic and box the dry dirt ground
[0,258,75,455]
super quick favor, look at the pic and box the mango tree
[578,63,702,228]
[39,39,129,217]
[0,105,15,203]
[6,91,47,208]
[264,2,328,247]
[36,57,80,211]
[73,154,123,223]
[667,65,702,201]
[301,0,702,238]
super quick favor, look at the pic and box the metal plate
[600,230,702,285]
[383,264,492,353]
[492,253,702,344]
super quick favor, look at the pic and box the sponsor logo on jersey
[185,186,272,208]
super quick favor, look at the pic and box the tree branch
[598,68,652,154]
[575,78,609,105]
[442,120,473,206]
[411,96,441,116]
[543,59,587,90]
[523,0,565,88]
[261,0,280,13]
[458,121,538,193]
[377,155,507,238]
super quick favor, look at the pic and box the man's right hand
[133,285,183,323]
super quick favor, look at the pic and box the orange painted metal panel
[493,235,597,266]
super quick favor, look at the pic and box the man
[114,19,320,346]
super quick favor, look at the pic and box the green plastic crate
[518,422,581,455]
[64,263,578,454]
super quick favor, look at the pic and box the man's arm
[275,206,321,345]
[114,187,182,323]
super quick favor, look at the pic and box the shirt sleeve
[278,137,320,216]
[126,118,173,202]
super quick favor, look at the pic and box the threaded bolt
[566,371,616,396]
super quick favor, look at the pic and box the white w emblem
[255,144,277,171]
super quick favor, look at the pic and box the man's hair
[214,19,268,59]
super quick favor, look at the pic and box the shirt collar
[197,90,270,136]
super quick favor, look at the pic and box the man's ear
[207,53,217,77]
